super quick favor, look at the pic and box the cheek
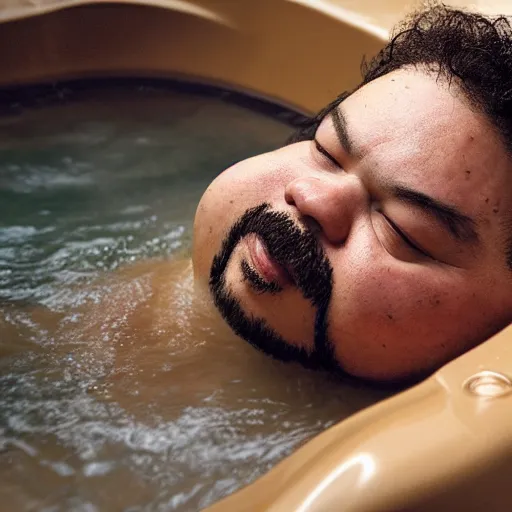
[327,250,477,380]
[196,141,316,234]
[205,157,292,212]
[196,159,271,236]
[193,153,295,279]
[201,142,314,215]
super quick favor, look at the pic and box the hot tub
[1,1,512,511]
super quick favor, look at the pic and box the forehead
[322,69,512,244]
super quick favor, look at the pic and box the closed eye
[314,139,341,168]
[379,212,433,259]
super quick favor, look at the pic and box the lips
[247,234,293,289]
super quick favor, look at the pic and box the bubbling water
[0,82,391,511]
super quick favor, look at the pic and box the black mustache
[210,203,332,309]
[209,203,336,371]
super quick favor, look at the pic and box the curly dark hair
[288,2,512,267]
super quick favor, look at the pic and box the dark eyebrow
[330,107,480,245]
[391,185,480,244]
[330,107,358,157]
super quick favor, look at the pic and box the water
[0,82,391,511]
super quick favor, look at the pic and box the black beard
[209,203,338,371]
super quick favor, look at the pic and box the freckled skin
[194,68,512,381]
[5,70,511,386]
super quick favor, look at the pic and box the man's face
[193,68,512,381]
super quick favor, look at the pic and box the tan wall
[0,0,386,114]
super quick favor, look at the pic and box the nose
[284,174,367,245]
